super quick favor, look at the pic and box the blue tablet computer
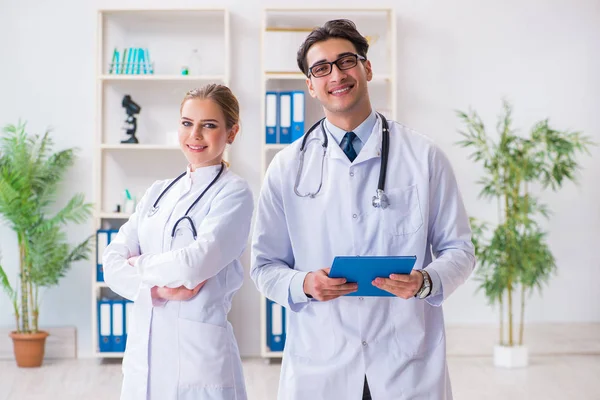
[329,256,417,297]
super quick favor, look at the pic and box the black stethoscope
[294,112,390,209]
[147,162,225,239]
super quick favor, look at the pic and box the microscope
[121,95,141,144]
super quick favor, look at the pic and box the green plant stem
[18,236,29,333]
[504,177,514,347]
[519,285,525,346]
[33,287,39,333]
[29,278,35,333]
[507,282,513,346]
[520,180,528,347]
[499,294,504,345]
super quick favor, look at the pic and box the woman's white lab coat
[251,117,475,400]
[103,164,253,400]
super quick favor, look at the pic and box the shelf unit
[99,74,226,82]
[92,8,230,358]
[259,8,397,359]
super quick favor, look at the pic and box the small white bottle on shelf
[188,49,202,75]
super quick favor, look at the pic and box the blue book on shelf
[291,91,305,142]
[144,48,153,74]
[124,300,133,349]
[278,92,292,144]
[266,298,286,352]
[120,48,127,74]
[138,47,147,74]
[111,300,126,352]
[265,92,278,144]
[98,299,112,352]
[96,229,118,282]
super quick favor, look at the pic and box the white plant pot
[493,345,528,368]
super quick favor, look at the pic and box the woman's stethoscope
[147,162,225,240]
[294,112,390,209]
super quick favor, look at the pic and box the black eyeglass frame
[308,53,367,78]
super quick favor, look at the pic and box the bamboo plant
[0,122,93,334]
[457,101,592,347]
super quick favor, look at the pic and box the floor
[1,355,599,400]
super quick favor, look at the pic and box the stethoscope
[294,112,390,209]
[147,162,225,239]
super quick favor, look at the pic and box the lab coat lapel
[353,117,382,165]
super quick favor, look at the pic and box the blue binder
[111,299,126,352]
[278,92,292,144]
[291,91,305,142]
[96,229,118,282]
[329,256,417,297]
[266,298,286,351]
[265,92,278,144]
[124,300,133,349]
[98,299,112,352]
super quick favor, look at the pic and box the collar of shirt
[324,109,377,155]
[180,163,224,195]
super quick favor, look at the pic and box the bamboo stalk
[28,277,35,333]
[14,311,19,334]
[499,293,504,345]
[519,285,525,346]
[520,180,528,347]
[33,286,39,333]
[18,235,29,333]
[507,282,513,346]
[504,182,514,347]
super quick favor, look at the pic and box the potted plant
[456,100,592,368]
[0,122,93,367]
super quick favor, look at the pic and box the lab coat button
[362,341,367,347]
[353,214,357,219]
[349,171,354,177]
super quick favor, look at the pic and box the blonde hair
[180,84,240,130]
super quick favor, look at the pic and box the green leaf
[454,99,594,318]
[0,121,94,330]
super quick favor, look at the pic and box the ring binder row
[108,47,155,75]
[266,298,288,352]
[98,298,134,352]
[96,229,119,282]
[265,91,305,144]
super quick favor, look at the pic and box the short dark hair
[296,19,369,77]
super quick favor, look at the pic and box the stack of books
[108,47,154,75]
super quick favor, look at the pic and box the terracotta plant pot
[9,331,50,368]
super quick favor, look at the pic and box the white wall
[0,0,598,357]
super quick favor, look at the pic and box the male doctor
[251,19,475,400]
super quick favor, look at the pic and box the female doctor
[251,20,475,400]
[103,84,253,400]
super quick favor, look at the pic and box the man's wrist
[303,272,313,298]
[415,269,432,299]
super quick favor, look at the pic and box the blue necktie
[341,132,357,162]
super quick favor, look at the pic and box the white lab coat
[103,164,253,400]
[251,116,475,400]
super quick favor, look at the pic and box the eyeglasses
[308,53,366,78]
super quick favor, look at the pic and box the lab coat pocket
[177,318,235,389]
[389,299,443,359]
[288,301,336,363]
[383,185,423,236]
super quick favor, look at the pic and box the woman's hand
[127,256,140,266]
[151,280,207,301]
